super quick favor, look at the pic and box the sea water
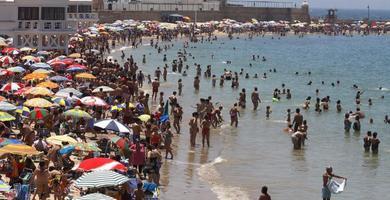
[112,34,390,199]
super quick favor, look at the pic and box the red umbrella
[61,58,75,65]
[67,64,87,69]
[0,83,24,92]
[14,87,31,95]
[1,47,18,54]
[0,69,14,76]
[50,61,67,71]
[77,157,127,172]
[0,56,14,66]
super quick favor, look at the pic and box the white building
[0,0,97,53]
[104,0,220,12]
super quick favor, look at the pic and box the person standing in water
[322,167,347,200]
[363,131,372,152]
[258,186,271,200]
[201,115,211,147]
[193,76,200,91]
[178,79,183,96]
[292,108,303,132]
[189,112,199,148]
[371,132,380,154]
[251,87,261,110]
[230,103,240,127]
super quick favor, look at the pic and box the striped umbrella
[0,82,24,92]
[0,144,40,156]
[16,106,30,117]
[67,143,101,152]
[47,135,77,146]
[0,138,22,147]
[76,193,114,200]
[50,75,69,82]
[63,109,92,119]
[52,97,71,107]
[30,108,49,120]
[25,87,53,97]
[31,62,51,70]
[0,112,16,121]
[76,157,126,172]
[75,170,130,188]
[94,119,132,134]
[0,56,14,66]
[7,66,26,73]
[80,96,107,107]
[24,98,53,108]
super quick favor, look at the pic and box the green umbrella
[30,108,49,120]
[63,109,92,119]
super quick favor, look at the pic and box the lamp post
[367,5,370,22]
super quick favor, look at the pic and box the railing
[15,20,76,32]
[105,2,220,11]
[67,13,99,20]
[227,0,295,8]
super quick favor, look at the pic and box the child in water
[266,106,272,119]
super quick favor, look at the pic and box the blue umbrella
[31,62,51,69]
[50,75,69,82]
[0,101,17,111]
[7,66,25,73]
[66,67,85,72]
[160,115,169,123]
[59,145,75,155]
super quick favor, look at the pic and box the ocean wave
[198,156,250,200]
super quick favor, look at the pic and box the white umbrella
[92,86,114,93]
[76,193,114,200]
[94,119,132,133]
[56,88,83,97]
[80,96,107,107]
[75,170,130,188]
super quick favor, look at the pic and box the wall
[98,5,310,23]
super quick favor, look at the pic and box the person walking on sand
[152,78,160,101]
[322,167,347,200]
[258,186,271,200]
[230,103,240,127]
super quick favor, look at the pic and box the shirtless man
[173,105,183,134]
[32,161,50,200]
[230,103,240,127]
[189,112,199,147]
[322,167,347,200]
[201,115,211,147]
[152,78,160,101]
[258,186,271,200]
[292,108,303,132]
[251,87,261,110]
[239,88,246,108]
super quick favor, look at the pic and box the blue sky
[308,0,390,9]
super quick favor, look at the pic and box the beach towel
[328,179,346,194]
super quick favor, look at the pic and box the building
[0,0,97,53]
[98,0,310,22]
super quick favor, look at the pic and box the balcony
[67,13,98,21]
[15,20,76,32]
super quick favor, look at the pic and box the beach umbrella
[1,47,18,54]
[33,69,52,74]
[60,58,75,65]
[37,51,50,56]
[25,87,53,96]
[37,81,59,89]
[75,73,96,79]
[63,109,92,119]
[59,145,75,155]
[30,108,49,120]
[0,69,14,76]
[50,75,69,82]
[80,96,107,107]
[84,49,100,54]
[16,106,30,116]
[75,170,130,188]
[14,87,31,96]
[76,193,114,200]
[0,180,11,192]
[0,144,40,156]
[47,135,77,146]
[110,136,128,149]
[110,105,123,112]
[68,64,87,69]
[24,98,53,108]
[66,67,85,72]
[77,157,127,172]
[0,96,5,102]
[0,112,16,121]
[56,88,83,97]
[31,62,51,70]
[92,86,114,93]
[20,47,33,52]
[51,97,71,107]
[0,56,14,66]
[67,143,101,152]
[22,73,48,80]
[22,55,38,61]
[94,119,132,133]
[138,114,151,122]
[0,82,24,92]
[68,53,81,58]
[0,40,8,47]
[0,138,22,147]
[7,66,25,73]
[0,102,17,111]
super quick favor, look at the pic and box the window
[78,5,92,13]
[55,22,62,29]
[44,22,52,30]
[18,7,39,20]
[68,5,77,13]
[33,22,38,29]
[25,22,31,29]
[18,22,22,29]
[41,7,65,20]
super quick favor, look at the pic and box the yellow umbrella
[47,135,77,146]
[138,114,151,122]
[22,73,48,81]
[24,98,53,108]
[37,81,59,89]
[33,69,52,74]
[22,55,36,60]
[25,87,53,96]
[75,73,96,79]
[20,47,33,52]
[0,144,40,156]
[68,53,81,58]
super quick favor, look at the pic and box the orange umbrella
[0,144,40,156]
[24,87,53,96]
[75,73,96,79]
[24,98,53,108]
[22,73,47,81]
[37,81,59,89]
[0,96,5,101]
